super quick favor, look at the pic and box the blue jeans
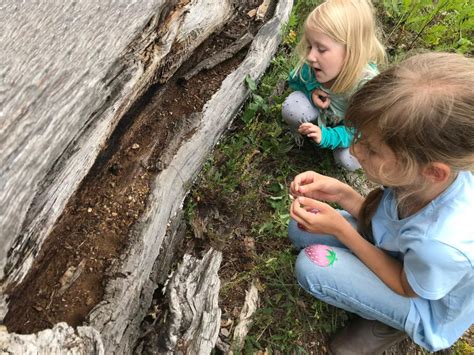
[289,210,411,331]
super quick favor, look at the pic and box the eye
[318,47,327,53]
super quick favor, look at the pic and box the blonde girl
[288,53,474,353]
[282,0,385,171]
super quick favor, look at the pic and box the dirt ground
[4,0,269,335]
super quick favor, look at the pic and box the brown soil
[4,0,269,335]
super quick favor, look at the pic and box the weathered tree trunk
[148,249,222,354]
[0,0,236,289]
[86,1,293,353]
[0,323,104,354]
[0,0,294,353]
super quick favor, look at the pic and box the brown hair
[345,52,474,236]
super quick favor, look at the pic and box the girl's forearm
[337,184,365,218]
[336,221,416,297]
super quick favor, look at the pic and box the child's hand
[311,89,330,110]
[290,171,348,203]
[290,196,348,236]
[298,122,322,144]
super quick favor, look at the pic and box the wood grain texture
[160,249,222,354]
[86,1,294,352]
[0,0,293,352]
[0,0,234,290]
[0,323,104,354]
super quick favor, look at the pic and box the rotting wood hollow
[4,1,270,336]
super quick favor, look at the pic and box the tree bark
[0,0,294,353]
[0,323,104,354]
[86,1,293,352]
[0,0,236,290]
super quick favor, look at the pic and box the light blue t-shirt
[371,171,474,351]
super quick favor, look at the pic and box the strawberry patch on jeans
[305,244,337,267]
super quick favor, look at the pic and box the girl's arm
[291,197,417,297]
[291,171,364,218]
[336,220,417,297]
[318,126,353,149]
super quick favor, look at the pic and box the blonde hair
[347,52,474,234]
[294,0,386,94]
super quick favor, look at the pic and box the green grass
[185,0,473,353]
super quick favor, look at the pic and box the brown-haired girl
[288,52,474,352]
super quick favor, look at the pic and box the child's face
[305,29,346,89]
[351,133,399,185]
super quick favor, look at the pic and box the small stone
[87,208,92,213]
[131,143,140,150]
[220,328,230,337]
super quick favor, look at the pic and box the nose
[307,47,318,63]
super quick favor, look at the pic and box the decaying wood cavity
[4,0,253,333]
[1,0,294,352]
[1,0,236,289]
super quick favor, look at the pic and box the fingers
[290,197,325,228]
[297,196,324,210]
[299,123,321,144]
[298,123,319,135]
[312,89,331,109]
[291,171,320,197]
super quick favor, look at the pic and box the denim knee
[288,218,305,249]
[294,247,328,295]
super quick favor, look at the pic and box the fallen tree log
[0,0,236,291]
[85,1,293,352]
[142,249,223,354]
[1,0,293,353]
[0,323,104,354]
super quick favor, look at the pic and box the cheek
[351,144,364,161]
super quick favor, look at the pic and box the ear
[422,162,451,183]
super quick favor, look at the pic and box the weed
[380,0,473,56]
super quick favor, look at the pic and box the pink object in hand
[297,208,319,231]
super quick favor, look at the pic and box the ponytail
[357,187,383,243]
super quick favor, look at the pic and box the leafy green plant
[243,249,348,353]
[381,0,473,55]
[242,75,270,125]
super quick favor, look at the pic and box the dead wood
[180,33,255,82]
[85,1,294,352]
[0,323,104,354]
[157,249,222,354]
[229,280,259,354]
[0,0,235,291]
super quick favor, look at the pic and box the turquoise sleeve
[288,70,311,101]
[287,65,321,103]
[319,125,354,149]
